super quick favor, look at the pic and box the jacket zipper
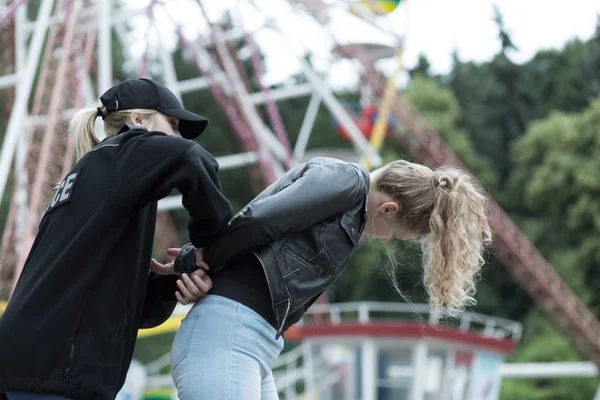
[104,316,127,362]
[253,249,284,327]
[64,307,86,380]
[116,316,129,382]
[64,343,75,377]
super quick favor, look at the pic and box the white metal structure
[0,0,394,294]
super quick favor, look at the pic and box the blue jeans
[5,394,72,400]
[171,295,284,400]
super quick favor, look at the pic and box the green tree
[523,17,600,118]
[404,76,497,189]
[508,99,600,309]
[449,7,539,195]
[447,10,600,324]
[497,98,600,399]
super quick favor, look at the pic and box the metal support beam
[293,92,321,161]
[0,0,54,206]
[499,362,599,379]
[0,73,18,89]
[411,341,428,400]
[97,0,112,93]
[247,0,382,168]
[360,339,377,400]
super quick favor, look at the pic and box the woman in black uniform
[0,78,234,400]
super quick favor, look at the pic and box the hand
[149,248,182,275]
[175,269,213,305]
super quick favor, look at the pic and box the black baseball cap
[99,78,208,140]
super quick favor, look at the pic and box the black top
[210,253,277,329]
[0,125,233,400]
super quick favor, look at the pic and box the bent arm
[203,162,363,268]
[118,136,234,248]
[179,145,234,247]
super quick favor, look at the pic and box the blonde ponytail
[70,107,103,161]
[69,106,158,161]
[375,161,492,314]
[422,169,491,313]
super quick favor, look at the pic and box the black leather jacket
[176,157,370,338]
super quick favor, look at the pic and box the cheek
[157,121,174,135]
[379,219,393,231]
[373,218,394,238]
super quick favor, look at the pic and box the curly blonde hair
[375,160,492,314]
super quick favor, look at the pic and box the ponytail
[70,107,103,161]
[69,106,157,161]
[375,161,491,314]
[422,169,491,314]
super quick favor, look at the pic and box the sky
[127,0,600,89]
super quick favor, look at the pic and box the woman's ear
[380,201,400,214]
[129,112,144,126]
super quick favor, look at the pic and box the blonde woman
[0,79,233,400]
[161,157,492,400]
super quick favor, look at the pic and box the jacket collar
[351,162,370,218]
[117,124,149,135]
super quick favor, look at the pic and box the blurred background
[1,0,600,399]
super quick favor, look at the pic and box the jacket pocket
[103,315,127,363]
[64,290,90,380]
[282,246,323,277]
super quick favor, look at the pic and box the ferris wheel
[1,0,600,374]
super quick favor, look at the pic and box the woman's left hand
[149,248,182,275]
[175,269,213,305]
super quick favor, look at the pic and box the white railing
[174,301,523,342]
[300,301,523,342]
[143,301,523,398]
[272,341,346,399]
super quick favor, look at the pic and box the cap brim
[159,107,209,140]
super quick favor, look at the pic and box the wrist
[173,243,197,275]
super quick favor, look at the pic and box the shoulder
[121,130,198,161]
[306,157,363,180]
[308,158,370,207]
[144,132,196,152]
[303,158,365,203]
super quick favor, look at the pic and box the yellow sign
[137,315,184,339]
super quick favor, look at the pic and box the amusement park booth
[274,301,522,400]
